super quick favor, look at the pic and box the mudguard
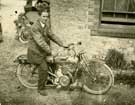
[14,54,30,64]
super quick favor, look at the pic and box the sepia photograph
[0,0,135,105]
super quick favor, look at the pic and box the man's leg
[26,0,33,6]
[38,60,48,96]
[24,0,33,12]
[0,23,3,43]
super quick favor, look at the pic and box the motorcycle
[14,42,114,95]
[14,0,50,44]
[14,12,32,44]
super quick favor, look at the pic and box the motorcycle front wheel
[16,64,38,89]
[80,58,114,95]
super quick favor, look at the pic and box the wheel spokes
[20,64,38,85]
[81,59,111,91]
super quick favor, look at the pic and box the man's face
[40,11,49,24]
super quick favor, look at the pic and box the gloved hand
[62,44,69,49]
[46,56,54,63]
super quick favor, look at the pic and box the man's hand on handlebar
[62,41,82,50]
[46,56,54,63]
[61,44,69,49]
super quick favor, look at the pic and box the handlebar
[62,41,82,57]
[68,41,82,47]
[52,41,85,62]
[64,41,82,51]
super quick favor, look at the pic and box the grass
[92,87,135,105]
[0,93,36,105]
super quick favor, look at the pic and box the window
[101,0,135,25]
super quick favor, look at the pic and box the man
[25,0,50,5]
[26,0,33,6]
[24,0,50,12]
[0,16,3,43]
[24,0,33,12]
[27,10,67,96]
[35,0,50,13]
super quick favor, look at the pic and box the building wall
[50,0,135,62]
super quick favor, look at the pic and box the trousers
[38,60,48,90]
[27,48,49,90]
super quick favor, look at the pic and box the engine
[59,75,70,87]
[54,64,76,87]
[66,56,78,63]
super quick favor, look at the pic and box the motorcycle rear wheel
[16,64,38,89]
[80,58,114,95]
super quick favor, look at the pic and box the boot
[70,81,78,89]
[38,90,48,96]
[70,80,83,89]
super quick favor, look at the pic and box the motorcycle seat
[14,54,30,64]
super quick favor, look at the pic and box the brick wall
[87,0,135,62]
[50,0,135,62]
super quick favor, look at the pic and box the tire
[16,64,38,89]
[18,29,29,44]
[80,56,114,95]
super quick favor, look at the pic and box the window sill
[91,24,135,38]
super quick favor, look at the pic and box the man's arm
[31,26,51,54]
[48,28,64,47]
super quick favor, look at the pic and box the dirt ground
[0,0,135,105]
[0,0,101,104]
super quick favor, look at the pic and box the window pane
[128,14,135,19]
[102,12,113,17]
[116,0,127,12]
[101,0,135,25]
[128,0,135,12]
[115,13,126,18]
[102,0,115,11]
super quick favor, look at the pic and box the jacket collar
[37,19,44,29]
[37,19,48,30]
[40,21,45,28]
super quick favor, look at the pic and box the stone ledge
[113,70,135,76]
[91,27,135,38]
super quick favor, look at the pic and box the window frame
[92,0,135,38]
[100,0,135,25]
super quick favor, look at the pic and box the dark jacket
[28,19,63,64]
